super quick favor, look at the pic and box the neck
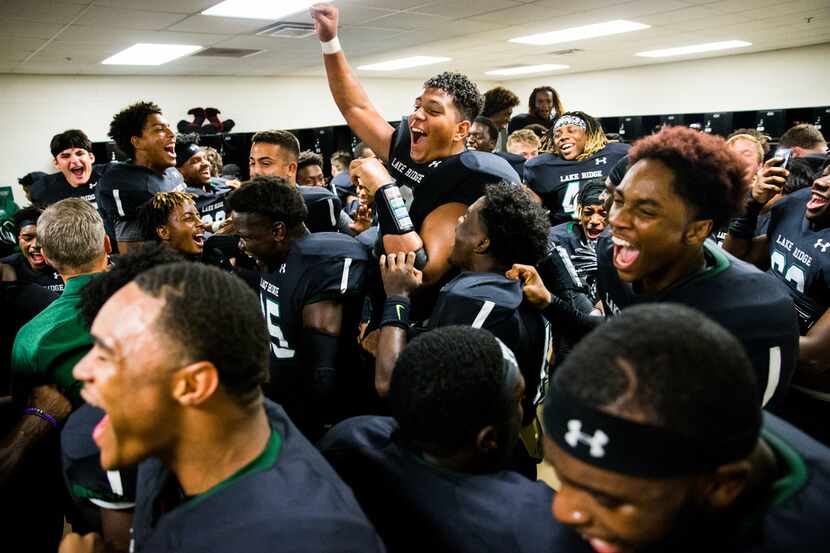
[134,152,166,176]
[449,140,466,156]
[467,255,506,275]
[639,246,706,295]
[165,400,271,497]
[59,256,108,283]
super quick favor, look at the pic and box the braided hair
[541,110,608,160]
[138,191,197,242]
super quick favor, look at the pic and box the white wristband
[321,36,341,55]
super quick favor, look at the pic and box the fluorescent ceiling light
[101,44,202,65]
[486,64,569,76]
[358,56,451,71]
[510,20,649,45]
[203,0,316,20]
[636,40,752,58]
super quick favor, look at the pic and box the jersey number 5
[261,297,296,359]
[771,250,806,293]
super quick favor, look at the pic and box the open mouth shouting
[585,226,604,241]
[27,247,47,269]
[612,235,640,272]
[410,127,428,159]
[193,231,205,251]
[164,143,176,162]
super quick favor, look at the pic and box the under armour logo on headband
[554,115,587,132]
[564,419,609,458]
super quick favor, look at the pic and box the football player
[175,136,233,230]
[136,192,206,259]
[0,207,64,293]
[226,177,369,438]
[30,129,106,209]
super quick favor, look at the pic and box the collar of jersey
[761,426,808,506]
[648,239,730,298]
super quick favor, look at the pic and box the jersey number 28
[771,250,806,293]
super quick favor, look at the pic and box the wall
[0,74,481,204]
[506,43,830,118]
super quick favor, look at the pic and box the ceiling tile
[0,18,65,39]
[91,0,220,14]
[410,0,524,19]
[0,0,89,24]
[81,6,187,30]
[167,14,268,34]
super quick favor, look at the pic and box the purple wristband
[22,407,59,429]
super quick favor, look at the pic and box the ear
[454,120,471,144]
[684,218,712,247]
[475,425,499,453]
[156,225,171,241]
[103,234,112,255]
[89,152,96,164]
[700,460,752,509]
[791,146,805,158]
[53,157,60,170]
[474,236,491,255]
[171,361,219,407]
[288,161,298,180]
[130,134,141,153]
[271,221,287,242]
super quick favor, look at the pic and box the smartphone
[774,147,792,170]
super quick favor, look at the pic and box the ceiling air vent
[547,48,584,56]
[257,22,316,39]
[193,48,263,58]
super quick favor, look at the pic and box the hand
[225,179,241,190]
[506,263,552,310]
[348,205,373,234]
[380,252,422,297]
[310,3,339,42]
[350,158,393,195]
[59,533,106,553]
[752,157,788,205]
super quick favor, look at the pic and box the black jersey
[596,237,799,408]
[494,151,527,177]
[507,112,554,134]
[548,222,600,304]
[61,405,137,514]
[186,179,233,228]
[387,117,520,230]
[257,232,369,432]
[319,416,565,553]
[96,162,183,243]
[0,253,64,294]
[29,164,109,209]
[765,187,830,334]
[298,185,342,233]
[524,143,629,226]
[131,400,383,553]
[428,272,553,417]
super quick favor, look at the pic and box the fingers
[506,263,536,282]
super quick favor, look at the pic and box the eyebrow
[558,473,628,503]
[614,189,661,209]
[91,334,117,356]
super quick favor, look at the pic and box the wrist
[380,295,411,329]
[321,36,341,55]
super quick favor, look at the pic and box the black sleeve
[305,255,368,303]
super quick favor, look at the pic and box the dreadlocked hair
[540,110,608,160]
[138,191,196,242]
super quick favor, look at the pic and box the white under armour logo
[814,239,830,253]
[428,160,442,168]
[279,263,286,273]
[595,157,607,166]
[564,419,609,458]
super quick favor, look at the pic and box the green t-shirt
[11,272,97,406]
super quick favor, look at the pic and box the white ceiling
[1,0,829,79]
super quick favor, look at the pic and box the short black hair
[137,191,197,242]
[628,126,746,229]
[12,206,42,233]
[551,303,761,445]
[79,243,184,330]
[423,72,483,123]
[479,182,550,266]
[108,101,163,159]
[134,262,270,406]
[297,150,323,172]
[251,130,300,161]
[389,326,507,455]
[783,157,817,195]
[50,129,92,157]
[473,116,499,142]
[578,178,606,206]
[226,176,308,230]
[482,86,520,118]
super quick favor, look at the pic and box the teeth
[612,236,631,247]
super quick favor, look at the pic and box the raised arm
[311,3,395,161]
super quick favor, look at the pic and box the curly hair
[12,206,42,232]
[389,326,506,455]
[482,86,520,118]
[108,101,162,159]
[297,150,323,172]
[783,157,817,195]
[423,72,483,123]
[203,146,223,177]
[50,129,93,157]
[79,242,184,330]
[137,191,197,242]
[628,126,746,229]
[541,110,607,159]
[226,175,308,230]
[479,181,550,266]
[251,130,300,161]
[528,86,565,119]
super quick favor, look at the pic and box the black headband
[18,218,38,229]
[543,383,759,477]
[175,143,201,168]
[578,182,605,206]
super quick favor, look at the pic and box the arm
[99,509,133,553]
[375,252,422,397]
[0,384,71,486]
[723,158,787,267]
[311,4,395,161]
[301,299,343,409]
[799,307,830,377]
[0,263,16,281]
